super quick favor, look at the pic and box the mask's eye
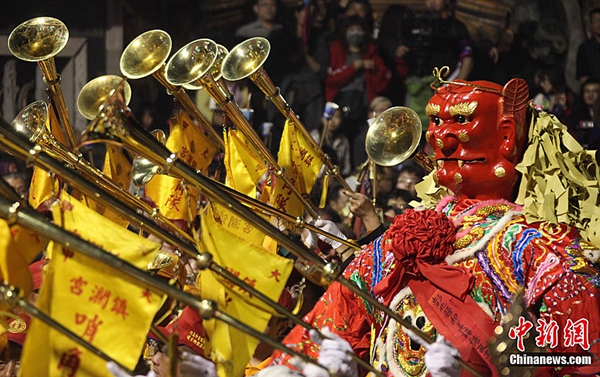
[431,116,441,126]
[454,115,469,124]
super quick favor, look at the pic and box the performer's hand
[345,191,381,231]
[402,327,461,377]
[180,352,217,377]
[106,361,157,377]
[293,327,358,377]
[305,220,346,250]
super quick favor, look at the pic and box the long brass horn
[183,44,229,91]
[3,105,322,357]
[0,195,331,376]
[77,75,132,120]
[365,106,434,171]
[8,17,77,150]
[76,85,487,376]
[12,100,197,248]
[131,130,167,186]
[119,30,224,150]
[221,37,352,191]
[164,38,320,219]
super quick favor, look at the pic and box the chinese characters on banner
[20,192,164,377]
[272,119,323,217]
[200,203,293,377]
[145,110,216,222]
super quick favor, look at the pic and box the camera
[579,120,594,129]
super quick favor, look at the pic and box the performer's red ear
[501,78,529,156]
[498,116,517,159]
[502,78,529,120]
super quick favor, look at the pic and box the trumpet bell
[183,44,228,90]
[365,107,422,167]
[120,30,172,79]
[221,37,270,81]
[131,129,166,187]
[77,75,132,120]
[164,39,218,86]
[8,17,69,62]
[11,101,48,143]
[132,157,162,187]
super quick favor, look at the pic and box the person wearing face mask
[325,15,391,168]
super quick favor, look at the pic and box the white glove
[304,220,347,250]
[402,327,461,377]
[106,362,157,377]
[292,327,358,377]
[180,352,217,377]
[424,337,461,377]
[253,365,306,377]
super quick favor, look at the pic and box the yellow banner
[224,128,267,199]
[0,220,48,298]
[20,192,163,376]
[273,119,323,217]
[144,111,216,222]
[200,204,293,377]
[167,110,218,174]
[28,166,58,211]
[81,145,131,227]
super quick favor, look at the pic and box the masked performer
[270,75,600,376]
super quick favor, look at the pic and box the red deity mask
[425,79,529,201]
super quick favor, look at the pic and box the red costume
[273,78,600,376]
[325,40,391,104]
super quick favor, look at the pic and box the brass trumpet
[8,17,77,150]
[365,106,434,171]
[164,38,320,219]
[221,37,352,192]
[120,30,224,151]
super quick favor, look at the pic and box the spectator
[278,2,329,133]
[402,0,473,128]
[569,78,600,149]
[378,4,414,105]
[334,0,375,38]
[576,7,600,85]
[532,67,575,128]
[395,162,425,198]
[325,15,391,157]
[235,0,282,39]
[385,188,415,216]
[2,172,29,199]
[311,106,352,177]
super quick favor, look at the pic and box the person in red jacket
[325,15,390,166]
